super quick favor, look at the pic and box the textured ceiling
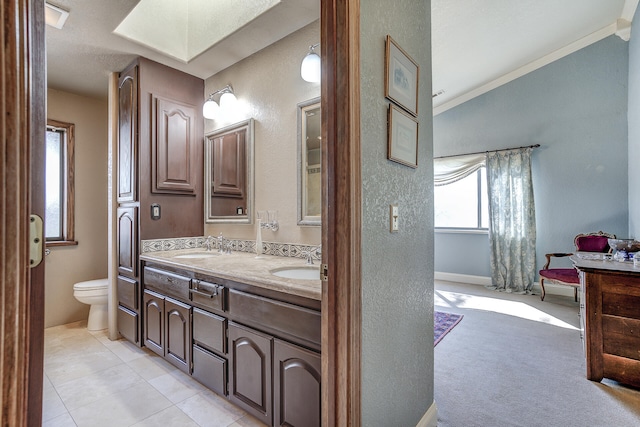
[432,0,636,113]
[45,0,319,99]
[46,0,637,108]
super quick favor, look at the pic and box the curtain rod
[433,144,540,159]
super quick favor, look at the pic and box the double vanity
[114,55,323,426]
[127,248,321,427]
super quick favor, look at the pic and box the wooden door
[1,0,46,425]
[229,322,272,426]
[274,339,321,427]
[117,206,138,277]
[165,297,192,373]
[118,65,138,202]
[143,290,164,356]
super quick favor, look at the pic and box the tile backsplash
[141,236,321,261]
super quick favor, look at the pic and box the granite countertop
[140,248,322,301]
[570,252,640,275]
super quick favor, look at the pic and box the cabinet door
[229,322,272,426]
[118,66,138,203]
[143,290,164,357]
[152,96,197,194]
[165,297,192,373]
[211,130,246,198]
[274,339,321,427]
[117,207,138,278]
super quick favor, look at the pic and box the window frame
[434,167,489,233]
[45,119,77,247]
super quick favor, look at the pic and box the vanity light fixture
[300,43,321,83]
[203,84,237,120]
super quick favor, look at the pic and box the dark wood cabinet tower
[116,57,204,345]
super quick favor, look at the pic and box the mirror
[297,98,321,226]
[204,119,254,224]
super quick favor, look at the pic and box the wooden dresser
[572,254,640,387]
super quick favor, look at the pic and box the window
[434,167,489,230]
[45,119,76,246]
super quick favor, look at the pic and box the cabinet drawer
[229,289,321,351]
[117,275,138,310]
[144,266,190,300]
[193,307,226,354]
[190,279,225,312]
[192,345,227,396]
[117,305,138,344]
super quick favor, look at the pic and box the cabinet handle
[190,287,219,299]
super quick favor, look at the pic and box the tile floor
[42,321,267,427]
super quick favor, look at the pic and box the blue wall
[434,35,629,277]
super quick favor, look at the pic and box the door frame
[320,0,362,425]
[4,0,362,425]
[1,0,46,425]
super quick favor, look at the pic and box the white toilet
[73,278,108,331]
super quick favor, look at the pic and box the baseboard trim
[434,272,576,298]
[435,272,492,286]
[416,401,438,427]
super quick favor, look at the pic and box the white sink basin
[174,252,219,259]
[270,266,320,280]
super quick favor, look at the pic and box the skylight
[113,0,281,63]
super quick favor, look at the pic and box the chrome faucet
[204,235,215,251]
[218,233,232,254]
[217,233,225,253]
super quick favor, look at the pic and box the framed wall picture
[388,104,418,168]
[385,35,419,117]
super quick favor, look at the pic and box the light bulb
[220,91,238,109]
[301,51,321,83]
[202,99,219,120]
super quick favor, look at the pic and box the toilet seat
[73,278,108,292]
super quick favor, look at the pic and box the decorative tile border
[141,236,321,261]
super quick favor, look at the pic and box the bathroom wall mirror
[297,98,321,226]
[204,118,255,224]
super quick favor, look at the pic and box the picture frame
[388,104,418,168]
[385,35,419,117]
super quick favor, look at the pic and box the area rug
[434,311,463,346]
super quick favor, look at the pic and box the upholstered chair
[538,231,615,301]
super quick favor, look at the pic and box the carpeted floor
[434,311,463,346]
[434,280,640,427]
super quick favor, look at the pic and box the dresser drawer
[143,266,190,300]
[190,278,225,312]
[117,305,138,344]
[192,345,227,396]
[193,307,226,354]
[117,275,138,310]
[228,289,321,351]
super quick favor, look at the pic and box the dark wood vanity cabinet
[229,322,273,425]
[274,339,321,427]
[142,288,192,374]
[116,57,203,346]
[140,263,321,426]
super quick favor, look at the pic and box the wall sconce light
[300,43,321,83]
[203,84,237,120]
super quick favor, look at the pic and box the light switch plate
[390,204,399,232]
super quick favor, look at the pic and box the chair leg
[574,287,578,302]
[540,279,546,301]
